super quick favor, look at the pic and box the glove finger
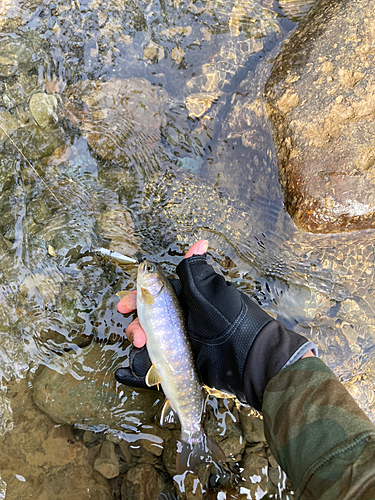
[130,345,152,377]
[115,346,160,392]
[115,367,155,391]
[176,254,242,328]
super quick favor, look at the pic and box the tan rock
[121,465,164,500]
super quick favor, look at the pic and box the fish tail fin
[176,432,226,474]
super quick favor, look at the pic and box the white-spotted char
[137,260,225,472]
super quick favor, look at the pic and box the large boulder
[265,0,375,233]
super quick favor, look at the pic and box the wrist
[243,320,318,411]
[301,349,315,359]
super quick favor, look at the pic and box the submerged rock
[29,93,60,128]
[94,441,120,479]
[61,77,167,171]
[266,0,375,233]
[0,378,112,500]
[33,343,163,429]
[121,464,164,500]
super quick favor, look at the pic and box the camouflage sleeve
[262,357,375,499]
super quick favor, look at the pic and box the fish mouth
[138,260,148,277]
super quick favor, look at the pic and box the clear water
[1,0,374,498]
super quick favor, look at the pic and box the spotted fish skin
[137,260,204,443]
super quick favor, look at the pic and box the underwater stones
[62,77,167,168]
[0,35,35,77]
[0,111,19,141]
[33,343,163,428]
[96,209,139,256]
[239,409,266,444]
[94,441,120,479]
[6,121,65,160]
[205,404,245,462]
[266,0,375,233]
[185,92,223,119]
[143,41,164,62]
[121,464,164,500]
[29,93,60,128]
[0,379,112,500]
[240,451,269,495]
[171,47,185,64]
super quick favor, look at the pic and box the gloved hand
[115,240,317,410]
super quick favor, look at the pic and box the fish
[137,260,225,472]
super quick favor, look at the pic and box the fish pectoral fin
[140,287,155,305]
[160,399,179,426]
[146,364,163,387]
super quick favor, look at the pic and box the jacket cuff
[243,320,317,410]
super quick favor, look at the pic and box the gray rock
[121,464,164,500]
[33,343,164,429]
[266,0,375,233]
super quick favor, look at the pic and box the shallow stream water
[0,0,374,498]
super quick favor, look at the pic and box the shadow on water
[0,0,374,498]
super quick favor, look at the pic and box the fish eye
[147,263,156,273]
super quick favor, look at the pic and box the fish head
[137,260,164,301]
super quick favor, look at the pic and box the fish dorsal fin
[160,399,179,426]
[146,364,162,388]
[141,287,155,305]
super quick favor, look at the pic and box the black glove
[115,254,317,410]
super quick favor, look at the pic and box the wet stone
[0,35,38,77]
[0,378,112,500]
[96,208,139,256]
[175,472,204,500]
[239,409,266,444]
[267,446,279,469]
[205,406,245,462]
[161,430,178,477]
[29,93,60,128]
[240,450,269,495]
[33,342,164,429]
[121,464,164,500]
[265,0,375,233]
[4,121,66,160]
[94,441,119,479]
